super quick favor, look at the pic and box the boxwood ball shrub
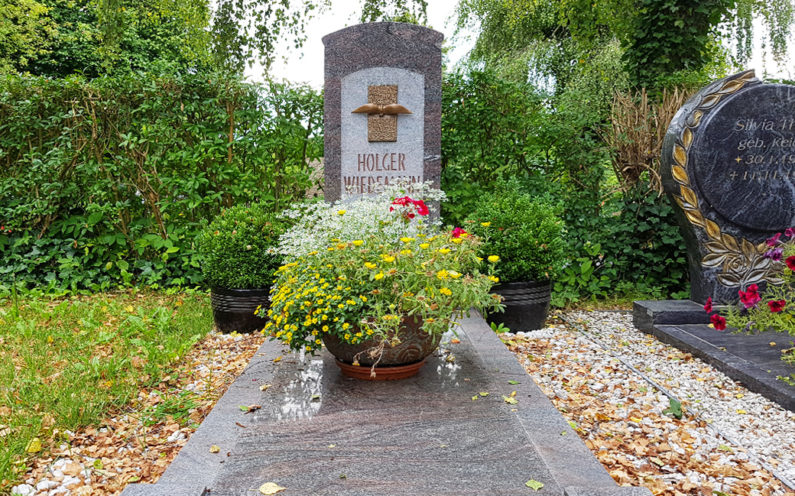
[464,188,566,283]
[196,203,289,289]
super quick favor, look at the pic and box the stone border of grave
[634,302,795,413]
[121,312,651,496]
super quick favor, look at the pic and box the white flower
[277,181,446,259]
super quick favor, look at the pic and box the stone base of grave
[633,301,795,413]
[122,312,650,496]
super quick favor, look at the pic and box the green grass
[0,291,212,491]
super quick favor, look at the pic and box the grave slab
[632,300,712,332]
[122,313,650,496]
[642,323,795,412]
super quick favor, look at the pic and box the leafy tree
[360,0,428,23]
[0,0,57,74]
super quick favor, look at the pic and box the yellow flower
[353,240,363,246]
[438,248,450,255]
[342,322,350,330]
[481,222,491,227]
[306,345,312,351]
[419,243,430,249]
[322,325,329,332]
[449,270,461,279]
[400,249,411,255]
[400,237,414,243]
[436,269,449,280]
[364,262,377,269]
[452,238,463,244]
[440,287,452,296]
[359,295,368,302]
[381,254,395,263]
[374,272,384,280]
[315,339,322,345]
[337,209,346,215]
[488,255,500,263]
[488,275,500,283]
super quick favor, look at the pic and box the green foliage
[0,0,56,74]
[440,68,550,225]
[0,73,322,294]
[555,187,689,305]
[464,185,566,283]
[621,0,734,90]
[0,291,210,491]
[196,203,289,289]
[360,0,428,23]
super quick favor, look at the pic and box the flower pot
[487,280,551,332]
[210,287,270,333]
[322,316,440,380]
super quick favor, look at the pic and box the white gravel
[566,310,795,486]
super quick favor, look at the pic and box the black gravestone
[661,70,795,304]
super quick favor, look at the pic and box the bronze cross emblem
[352,85,412,142]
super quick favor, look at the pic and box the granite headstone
[662,70,795,304]
[322,22,443,201]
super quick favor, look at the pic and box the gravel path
[504,310,795,496]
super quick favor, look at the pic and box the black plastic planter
[210,287,270,333]
[487,280,551,332]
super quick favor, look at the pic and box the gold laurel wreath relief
[669,70,783,287]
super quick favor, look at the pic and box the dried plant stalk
[605,87,692,195]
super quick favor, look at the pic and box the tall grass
[0,292,212,490]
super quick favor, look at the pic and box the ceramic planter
[487,280,551,332]
[322,316,440,380]
[210,287,270,333]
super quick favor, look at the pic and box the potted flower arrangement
[704,228,795,374]
[264,184,503,379]
[196,202,289,333]
[464,186,565,332]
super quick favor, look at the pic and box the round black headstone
[693,84,795,231]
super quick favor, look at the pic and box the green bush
[0,73,322,294]
[195,203,289,289]
[464,185,566,283]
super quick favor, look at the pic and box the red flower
[710,314,727,331]
[412,199,429,216]
[766,233,782,247]
[786,227,795,238]
[390,196,429,219]
[787,256,795,271]
[739,287,761,309]
[768,299,787,313]
[451,227,468,238]
[703,297,713,314]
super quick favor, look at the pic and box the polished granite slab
[123,313,650,496]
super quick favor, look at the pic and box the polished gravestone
[323,22,442,201]
[122,313,651,496]
[634,70,795,412]
[662,69,794,303]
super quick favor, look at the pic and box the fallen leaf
[259,384,272,392]
[26,437,42,453]
[451,338,461,344]
[736,409,747,414]
[735,393,744,399]
[510,390,517,397]
[471,395,479,401]
[769,342,776,346]
[273,356,282,363]
[327,444,336,448]
[503,396,518,405]
[210,445,220,453]
[650,457,664,467]
[259,482,286,494]
[508,380,520,385]
[479,392,489,397]
[445,354,456,363]
[717,444,733,452]
[525,479,544,491]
